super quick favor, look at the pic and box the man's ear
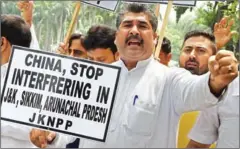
[114,51,120,60]
[114,31,118,45]
[153,33,158,46]
[153,33,158,41]
[1,37,9,53]
[167,53,172,61]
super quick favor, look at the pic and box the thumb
[208,56,219,77]
[47,132,56,142]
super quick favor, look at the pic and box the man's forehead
[122,12,150,23]
[88,48,112,54]
[184,36,212,47]
[71,39,81,44]
[185,36,211,43]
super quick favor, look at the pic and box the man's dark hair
[82,25,117,54]
[160,37,171,54]
[116,3,158,32]
[1,14,31,47]
[183,30,217,54]
[68,33,83,48]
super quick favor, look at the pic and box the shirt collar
[232,76,239,96]
[118,55,154,71]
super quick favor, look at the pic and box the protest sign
[82,1,119,11]
[124,0,196,7]
[1,46,121,142]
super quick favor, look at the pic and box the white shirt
[1,63,36,148]
[1,26,39,147]
[1,24,39,148]
[168,60,179,67]
[188,77,239,148]
[29,24,40,50]
[81,56,220,148]
[52,55,220,148]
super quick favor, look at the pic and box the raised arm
[169,50,238,114]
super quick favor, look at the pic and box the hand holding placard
[30,129,55,148]
[1,46,121,142]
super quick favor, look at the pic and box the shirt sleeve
[1,65,31,141]
[29,24,40,50]
[168,67,221,114]
[188,106,219,144]
[1,121,31,141]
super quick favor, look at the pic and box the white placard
[124,0,196,6]
[82,1,119,11]
[1,46,121,142]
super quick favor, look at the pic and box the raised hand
[17,1,34,27]
[214,16,237,50]
[56,42,69,55]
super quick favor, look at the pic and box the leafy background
[2,0,239,61]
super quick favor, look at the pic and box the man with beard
[177,30,217,147]
[178,30,239,148]
[179,30,216,75]
[29,4,238,148]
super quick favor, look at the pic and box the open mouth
[127,41,141,46]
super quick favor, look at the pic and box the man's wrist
[216,43,223,50]
[209,75,226,97]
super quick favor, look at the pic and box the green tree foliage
[195,1,218,29]
[2,1,156,51]
[165,13,210,61]
[2,1,239,61]
[195,0,239,59]
[174,6,189,23]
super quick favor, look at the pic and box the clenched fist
[208,50,238,96]
[17,1,34,27]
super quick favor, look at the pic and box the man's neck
[120,55,153,70]
[122,59,137,70]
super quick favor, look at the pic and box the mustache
[186,58,199,65]
[125,34,144,44]
[184,58,200,75]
